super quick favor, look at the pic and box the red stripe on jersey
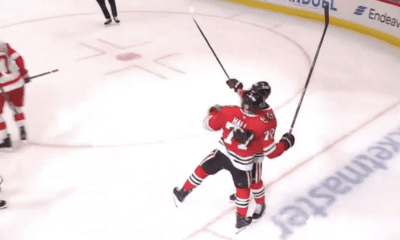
[0,122,6,130]
[0,76,22,88]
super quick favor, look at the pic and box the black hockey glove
[226,78,243,92]
[209,105,223,114]
[233,129,254,144]
[280,133,295,150]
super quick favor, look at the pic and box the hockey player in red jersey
[226,78,294,222]
[173,90,295,230]
[0,41,29,149]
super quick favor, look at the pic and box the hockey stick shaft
[192,18,230,79]
[289,5,329,134]
[26,69,58,82]
[0,69,59,113]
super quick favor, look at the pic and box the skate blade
[236,226,248,234]
[172,193,179,208]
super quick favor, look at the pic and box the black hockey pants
[96,0,118,19]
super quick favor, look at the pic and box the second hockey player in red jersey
[226,78,294,222]
[0,40,29,149]
[173,90,295,231]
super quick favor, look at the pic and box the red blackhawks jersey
[203,106,286,171]
[236,89,286,160]
[0,41,27,92]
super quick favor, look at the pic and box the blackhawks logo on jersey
[260,117,268,124]
[267,112,274,119]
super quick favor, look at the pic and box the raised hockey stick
[289,5,329,134]
[25,69,59,83]
[189,7,230,79]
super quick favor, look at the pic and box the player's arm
[203,105,225,131]
[7,44,28,80]
[263,132,295,159]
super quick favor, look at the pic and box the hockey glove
[226,79,243,92]
[209,105,223,114]
[20,69,30,83]
[23,75,30,84]
[233,129,254,144]
[280,133,295,150]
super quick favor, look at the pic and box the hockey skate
[229,193,236,203]
[172,187,191,207]
[113,17,120,23]
[104,18,112,25]
[0,200,6,209]
[235,213,252,233]
[0,134,12,151]
[19,126,27,141]
[252,204,266,222]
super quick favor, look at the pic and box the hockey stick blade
[172,193,179,208]
[324,4,329,24]
[289,4,329,134]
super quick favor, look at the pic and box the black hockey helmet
[241,90,263,114]
[251,81,271,101]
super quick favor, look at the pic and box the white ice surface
[1,0,400,240]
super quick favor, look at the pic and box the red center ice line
[184,99,400,240]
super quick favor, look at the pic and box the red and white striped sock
[182,165,209,191]
[235,188,250,217]
[251,180,265,205]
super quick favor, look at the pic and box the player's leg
[8,87,27,141]
[107,0,119,21]
[173,149,222,203]
[96,0,112,24]
[0,95,11,149]
[251,158,266,221]
[227,162,253,229]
